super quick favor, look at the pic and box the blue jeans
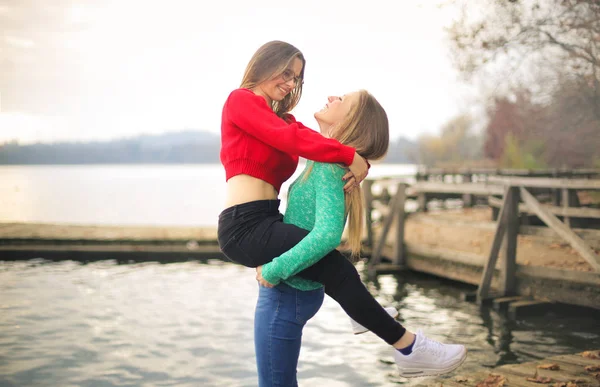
[254,283,325,387]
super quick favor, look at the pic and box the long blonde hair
[307,90,390,259]
[240,41,305,118]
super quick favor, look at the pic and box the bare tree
[448,0,600,116]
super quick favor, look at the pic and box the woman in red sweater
[218,40,466,376]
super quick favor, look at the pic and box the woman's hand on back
[344,152,369,193]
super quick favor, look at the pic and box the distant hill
[386,136,417,164]
[0,130,417,165]
[0,130,221,165]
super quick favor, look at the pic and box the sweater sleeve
[261,163,347,285]
[225,89,355,165]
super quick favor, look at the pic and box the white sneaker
[394,330,467,378]
[350,307,399,335]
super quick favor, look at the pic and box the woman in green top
[253,90,382,387]
[253,90,466,386]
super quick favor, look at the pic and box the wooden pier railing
[476,177,600,302]
[364,170,600,309]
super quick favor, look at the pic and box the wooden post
[363,179,374,247]
[477,185,511,303]
[462,174,473,208]
[552,169,561,206]
[569,189,581,207]
[561,188,571,228]
[500,187,519,296]
[393,183,407,266]
[369,184,406,270]
[417,193,428,212]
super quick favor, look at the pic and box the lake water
[0,164,417,227]
[1,165,599,386]
[1,259,599,387]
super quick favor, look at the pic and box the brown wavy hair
[240,41,305,118]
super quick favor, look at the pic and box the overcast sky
[0,0,475,144]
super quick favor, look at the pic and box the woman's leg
[298,250,406,345]
[219,200,405,345]
[254,283,324,387]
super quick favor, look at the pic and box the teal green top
[261,161,347,291]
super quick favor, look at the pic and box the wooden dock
[364,170,600,311]
[428,350,600,387]
[0,223,221,262]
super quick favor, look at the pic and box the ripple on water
[0,260,599,387]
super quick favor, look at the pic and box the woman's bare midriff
[225,174,279,208]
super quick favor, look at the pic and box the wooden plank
[501,187,519,296]
[405,243,487,267]
[500,361,599,385]
[519,225,600,249]
[489,176,600,189]
[403,247,600,308]
[0,244,222,253]
[549,205,600,219]
[408,182,504,195]
[533,358,600,382]
[469,370,542,387]
[441,371,533,387]
[409,213,498,231]
[0,222,218,241]
[478,189,511,302]
[404,242,600,286]
[429,350,600,387]
[517,264,600,286]
[404,249,488,286]
[488,196,600,219]
[393,183,407,266]
[548,352,600,367]
[0,244,224,262]
[520,187,600,271]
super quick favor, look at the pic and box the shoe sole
[397,348,468,378]
[353,310,400,335]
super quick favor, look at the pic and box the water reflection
[478,306,518,366]
[0,259,599,387]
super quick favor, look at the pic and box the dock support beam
[478,186,519,303]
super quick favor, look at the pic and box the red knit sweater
[220,88,356,192]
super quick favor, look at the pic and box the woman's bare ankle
[392,331,415,349]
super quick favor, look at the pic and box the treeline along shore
[0,130,417,165]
